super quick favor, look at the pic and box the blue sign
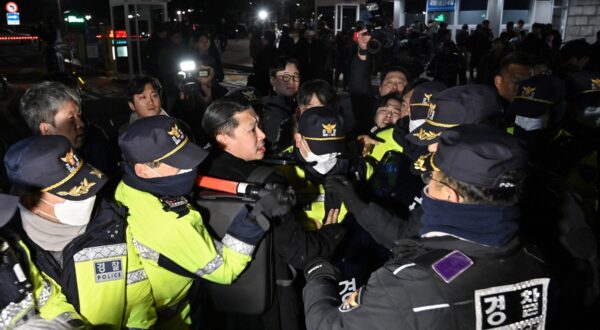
[6,12,19,25]
[427,0,455,12]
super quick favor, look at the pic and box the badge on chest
[94,259,124,283]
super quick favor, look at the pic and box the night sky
[6,0,312,27]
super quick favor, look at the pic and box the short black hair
[439,168,527,207]
[127,76,162,103]
[269,56,301,77]
[202,97,251,140]
[401,77,430,97]
[296,79,336,107]
[381,65,410,83]
[378,92,403,107]
[559,39,591,63]
[497,52,534,76]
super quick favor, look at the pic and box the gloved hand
[304,258,340,282]
[324,175,367,216]
[255,183,296,219]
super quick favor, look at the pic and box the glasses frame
[277,73,301,82]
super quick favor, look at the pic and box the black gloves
[304,258,340,282]
[324,175,367,216]
[255,183,296,219]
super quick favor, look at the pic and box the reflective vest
[278,164,374,230]
[368,127,404,162]
[21,200,156,329]
[114,181,255,329]
[1,236,82,328]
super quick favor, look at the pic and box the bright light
[176,10,182,15]
[127,14,134,19]
[179,60,196,72]
[85,15,92,20]
[296,3,300,6]
[258,10,268,21]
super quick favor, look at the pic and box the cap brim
[506,98,550,117]
[306,139,346,155]
[47,163,108,201]
[412,152,438,173]
[405,121,444,146]
[580,91,600,107]
[0,194,19,227]
[161,140,209,169]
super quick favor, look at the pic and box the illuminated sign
[5,2,18,13]
[427,0,455,12]
[66,15,84,23]
[434,14,446,22]
[6,12,19,25]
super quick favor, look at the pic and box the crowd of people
[1,17,600,330]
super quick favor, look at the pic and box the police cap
[414,124,528,188]
[119,116,208,168]
[4,135,108,200]
[406,85,502,146]
[298,106,346,155]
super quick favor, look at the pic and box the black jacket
[261,94,297,154]
[304,236,552,330]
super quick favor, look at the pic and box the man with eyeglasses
[261,56,302,152]
[303,124,552,330]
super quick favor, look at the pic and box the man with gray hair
[19,81,120,176]
[19,81,85,149]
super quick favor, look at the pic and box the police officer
[0,193,83,329]
[281,106,373,229]
[303,124,552,329]
[114,115,268,328]
[3,135,156,329]
[328,85,503,249]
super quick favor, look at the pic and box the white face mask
[514,113,549,131]
[304,151,340,175]
[39,196,96,226]
[409,119,426,133]
[583,106,600,127]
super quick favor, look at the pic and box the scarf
[18,204,86,251]
[419,190,520,247]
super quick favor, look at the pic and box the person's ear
[294,133,302,148]
[39,122,52,135]
[215,133,228,148]
[134,163,151,178]
[494,75,502,91]
[128,101,136,112]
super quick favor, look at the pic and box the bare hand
[314,208,340,229]
[357,134,380,156]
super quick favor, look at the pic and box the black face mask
[122,163,197,197]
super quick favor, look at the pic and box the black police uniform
[304,236,551,330]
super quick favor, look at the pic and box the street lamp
[258,9,268,21]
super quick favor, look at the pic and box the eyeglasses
[421,171,443,185]
[421,172,464,200]
[277,74,301,82]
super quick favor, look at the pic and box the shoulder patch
[338,287,363,313]
[431,250,473,283]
